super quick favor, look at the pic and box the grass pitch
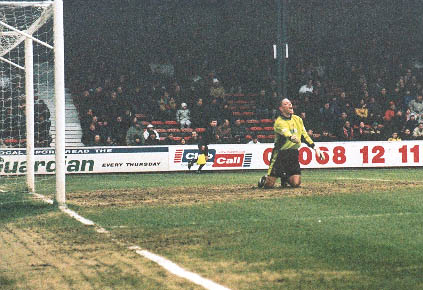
[1,168,423,289]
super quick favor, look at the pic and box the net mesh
[0,1,56,197]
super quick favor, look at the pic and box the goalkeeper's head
[279,98,294,118]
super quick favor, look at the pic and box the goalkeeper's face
[280,98,294,117]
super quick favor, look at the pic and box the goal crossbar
[0,5,54,59]
[0,1,53,8]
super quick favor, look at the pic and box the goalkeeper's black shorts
[267,149,301,178]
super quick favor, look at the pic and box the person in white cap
[176,102,191,128]
[143,124,160,141]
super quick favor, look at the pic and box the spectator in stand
[104,136,116,146]
[179,138,187,145]
[191,98,207,128]
[383,102,401,136]
[354,121,370,141]
[318,102,336,134]
[210,78,225,101]
[401,128,413,140]
[82,123,99,146]
[176,102,191,128]
[216,119,232,143]
[299,79,313,95]
[126,117,145,146]
[334,112,350,139]
[354,99,368,124]
[202,118,219,145]
[145,132,160,145]
[34,99,50,121]
[248,134,260,144]
[158,91,171,120]
[162,133,176,145]
[89,134,104,146]
[133,135,144,146]
[106,90,125,122]
[319,129,334,142]
[80,108,95,131]
[97,119,112,141]
[111,116,128,146]
[188,131,200,145]
[143,124,160,141]
[369,121,383,141]
[408,94,423,117]
[339,120,354,141]
[388,132,401,141]
[168,96,178,118]
[413,123,423,140]
[232,118,248,143]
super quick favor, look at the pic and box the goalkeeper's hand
[314,147,325,161]
[290,135,300,144]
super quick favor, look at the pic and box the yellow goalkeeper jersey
[273,114,314,151]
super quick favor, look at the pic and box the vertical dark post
[276,0,288,99]
[282,0,288,99]
[276,0,283,98]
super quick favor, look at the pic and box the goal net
[0,0,65,205]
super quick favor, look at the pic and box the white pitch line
[299,211,423,222]
[25,191,230,290]
[129,246,230,290]
[30,192,54,204]
[336,177,423,183]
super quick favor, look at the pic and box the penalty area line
[130,246,230,290]
[336,177,423,183]
[28,191,230,290]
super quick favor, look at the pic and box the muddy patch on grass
[67,180,422,208]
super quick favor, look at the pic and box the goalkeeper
[258,98,324,188]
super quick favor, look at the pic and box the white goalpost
[0,0,65,206]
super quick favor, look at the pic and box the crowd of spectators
[69,47,423,147]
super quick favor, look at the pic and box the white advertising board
[1,141,422,175]
[0,146,169,175]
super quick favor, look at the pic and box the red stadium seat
[151,120,164,126]
[260,119,273,124]
[181,128,193,133]
[242,111,254,117]
[232,111,242,117]
[195,127,206,133]
[155,128,167,133]
[141,121,150,126]
[263,127,273,131]
[167,128,181,133]
[173,136,182,141]
[246,119,260,125]
[249,126,263,131]
[165,120,178,126]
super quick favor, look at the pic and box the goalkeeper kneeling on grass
[258,98,325,188]
[188,143,209,173]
